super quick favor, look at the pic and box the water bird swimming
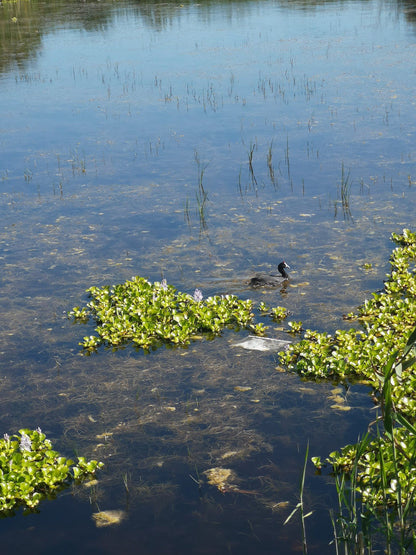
[249,261,290,287]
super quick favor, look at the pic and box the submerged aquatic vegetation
[70,276,255,351]
[0,428,103,515]
[204,467,234,493]
[92,509,126,528]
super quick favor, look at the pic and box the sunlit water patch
[1,0,416,552]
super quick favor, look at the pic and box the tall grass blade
[284,442,311,554]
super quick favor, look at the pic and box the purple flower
[20,432,32,453]
[193,288,203,303]
[3,433,10,442]
[161,279,168,291]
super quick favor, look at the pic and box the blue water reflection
[0,0,416,552]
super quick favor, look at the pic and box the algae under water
[1,0,416,552]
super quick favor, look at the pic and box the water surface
[1,0,416,552]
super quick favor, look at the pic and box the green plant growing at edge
[279,229,416,553]
[327,329,416,553]
[297,329,416,554]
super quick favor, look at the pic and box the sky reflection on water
[1,0,416,552]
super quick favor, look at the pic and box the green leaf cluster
[278,228,416,528]
[258,302,288,321]
[288,320,303,334]
[0,429,103,515]
[325,426,416,507]
[279,229,416,415]
[70,276,254,350]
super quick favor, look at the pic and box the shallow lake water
[1,0,416,552]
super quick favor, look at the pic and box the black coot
[250,261,290,287]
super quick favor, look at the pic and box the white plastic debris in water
[233,336,291,352]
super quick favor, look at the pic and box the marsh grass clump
[0,428,103,515]
[70,276,254,351]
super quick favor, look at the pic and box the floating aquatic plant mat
[279,228,416,409]
[279,229,416,537]
[70,276,257,351]
[0,429,102,515]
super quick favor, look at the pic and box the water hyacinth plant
[278,229,416,551]
[70,276,255,350]
[258,302,289,322]
[0,428,103,514]
[319,331,416,552]
[279,228,416,399]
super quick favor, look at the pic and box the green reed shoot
[330,434,370,554]
[267,139,277,187]
[335,162,352,220]
[284,442,312,555]
[184,196,191,227]
[194,150,209,230]
[247,141,258,190]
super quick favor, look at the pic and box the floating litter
[233,336,291,352]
